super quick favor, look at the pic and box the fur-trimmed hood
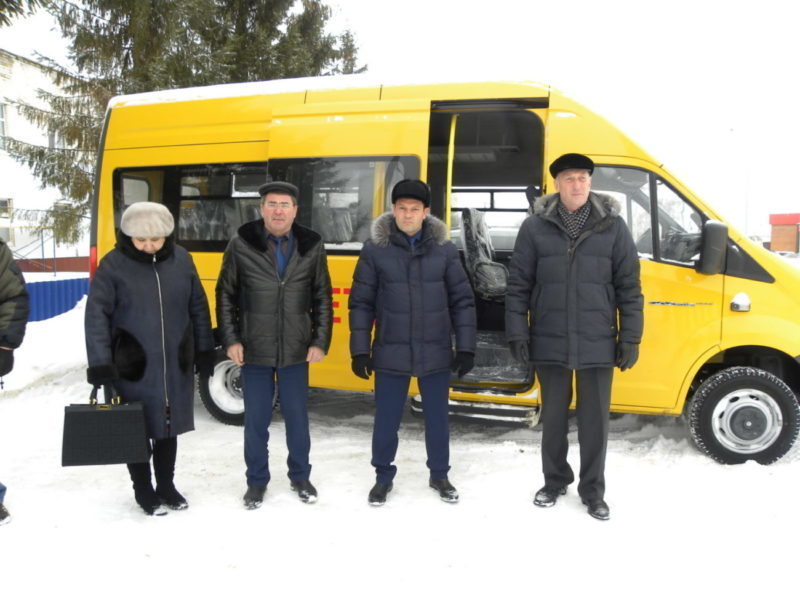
[533,192,621,234]
[370,212,449,248]
[236,218,322,255]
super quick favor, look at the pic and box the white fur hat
[120,202,174,238]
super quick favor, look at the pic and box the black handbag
[61,385,150,467]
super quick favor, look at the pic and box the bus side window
[268,156,420,252]
[655,179,703,265]
[591,166,654,258]
[592,166,706,266]
[113,163,267,252]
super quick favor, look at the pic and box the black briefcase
[61,385,150,467]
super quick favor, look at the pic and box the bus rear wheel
[689,366,800,464]
[199,355,245,426]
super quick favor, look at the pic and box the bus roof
[108,74,552,108]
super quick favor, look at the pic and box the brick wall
[770,225,799,252]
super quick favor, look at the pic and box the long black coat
[0,241,29,349]
[85,237,214,439]
[506,192,643,369]
[349,213,476,377]
[215,220,333,367]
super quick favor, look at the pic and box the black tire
[199,353,245,426]
[689,366,800,464]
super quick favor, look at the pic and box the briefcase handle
[90,384,122,406]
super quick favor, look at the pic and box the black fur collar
[116,233,175,263]
[237,219,321,256]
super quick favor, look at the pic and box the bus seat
[315,206,354,243]
[461,208,508,300]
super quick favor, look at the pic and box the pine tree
[3,0,365,243]
[0,0,48,27]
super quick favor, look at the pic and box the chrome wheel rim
[208,360,244,415]
[711,388,783,454]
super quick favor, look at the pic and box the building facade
[0,48,88,271]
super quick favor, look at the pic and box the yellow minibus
[91,77,800,465]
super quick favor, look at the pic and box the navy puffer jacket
[349,213,476,377]
[506,192,643,369]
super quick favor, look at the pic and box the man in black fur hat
[506,153,643,520]
[349,179,476,506]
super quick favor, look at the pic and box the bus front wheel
[689,366,800,464]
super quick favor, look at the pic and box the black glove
[195,350,216,378]
[87,364,119,386]
[351,355,373,380]
[0,349,13,377]
[616,342,639,371]
[451,351,475,378]
[509,340,530,364]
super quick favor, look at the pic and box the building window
[0,198,12,243]
[0,104,7,150]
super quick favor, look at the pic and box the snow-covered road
[1,300,798,599]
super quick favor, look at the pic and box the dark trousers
[372,369,451,484]
[536,365,613,501]
[242,362,311,487]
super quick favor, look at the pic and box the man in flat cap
[506,153,643,520]
[349,179,476,506]
[216,181,333,509]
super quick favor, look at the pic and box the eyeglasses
[263,201,294,210]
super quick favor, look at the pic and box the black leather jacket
[215,219,333,367]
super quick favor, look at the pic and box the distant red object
[769,213,800,226]
[17,256,90,272]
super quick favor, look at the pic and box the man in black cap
[506,153,643,520]
[349,179,477,506]
[216,181,333,509]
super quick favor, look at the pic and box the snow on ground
[1,301,799,599]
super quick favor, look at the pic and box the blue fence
[26,278,89,322]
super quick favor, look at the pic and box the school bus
[91,76,800,465]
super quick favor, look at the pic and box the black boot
[429,478,459,503]
[153,437,188,510]
[368,482,393,506]
[127,462,167,516]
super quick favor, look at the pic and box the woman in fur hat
[85,202,214,516]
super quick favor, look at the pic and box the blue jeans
[242,362,311,487]
[372,369,451,483]
[0,480,6,504]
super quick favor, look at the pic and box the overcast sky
[4,0,798,238]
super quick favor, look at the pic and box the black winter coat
[85,236,214,439]
[506,192,643,369]
[215,220,333,367]
[0,241,29,349]
[349,213,476,377]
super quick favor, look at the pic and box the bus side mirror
[696,220,728,275]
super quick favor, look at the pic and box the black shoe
[429,478,459,503]
[533,485,567,507]
[0,503,10,526]
[368,482,393,506]
[134,487,168,516]
[290,480,318,504]
[156,484,189,510]
[243,485,267,510]
[582,498,610,520]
